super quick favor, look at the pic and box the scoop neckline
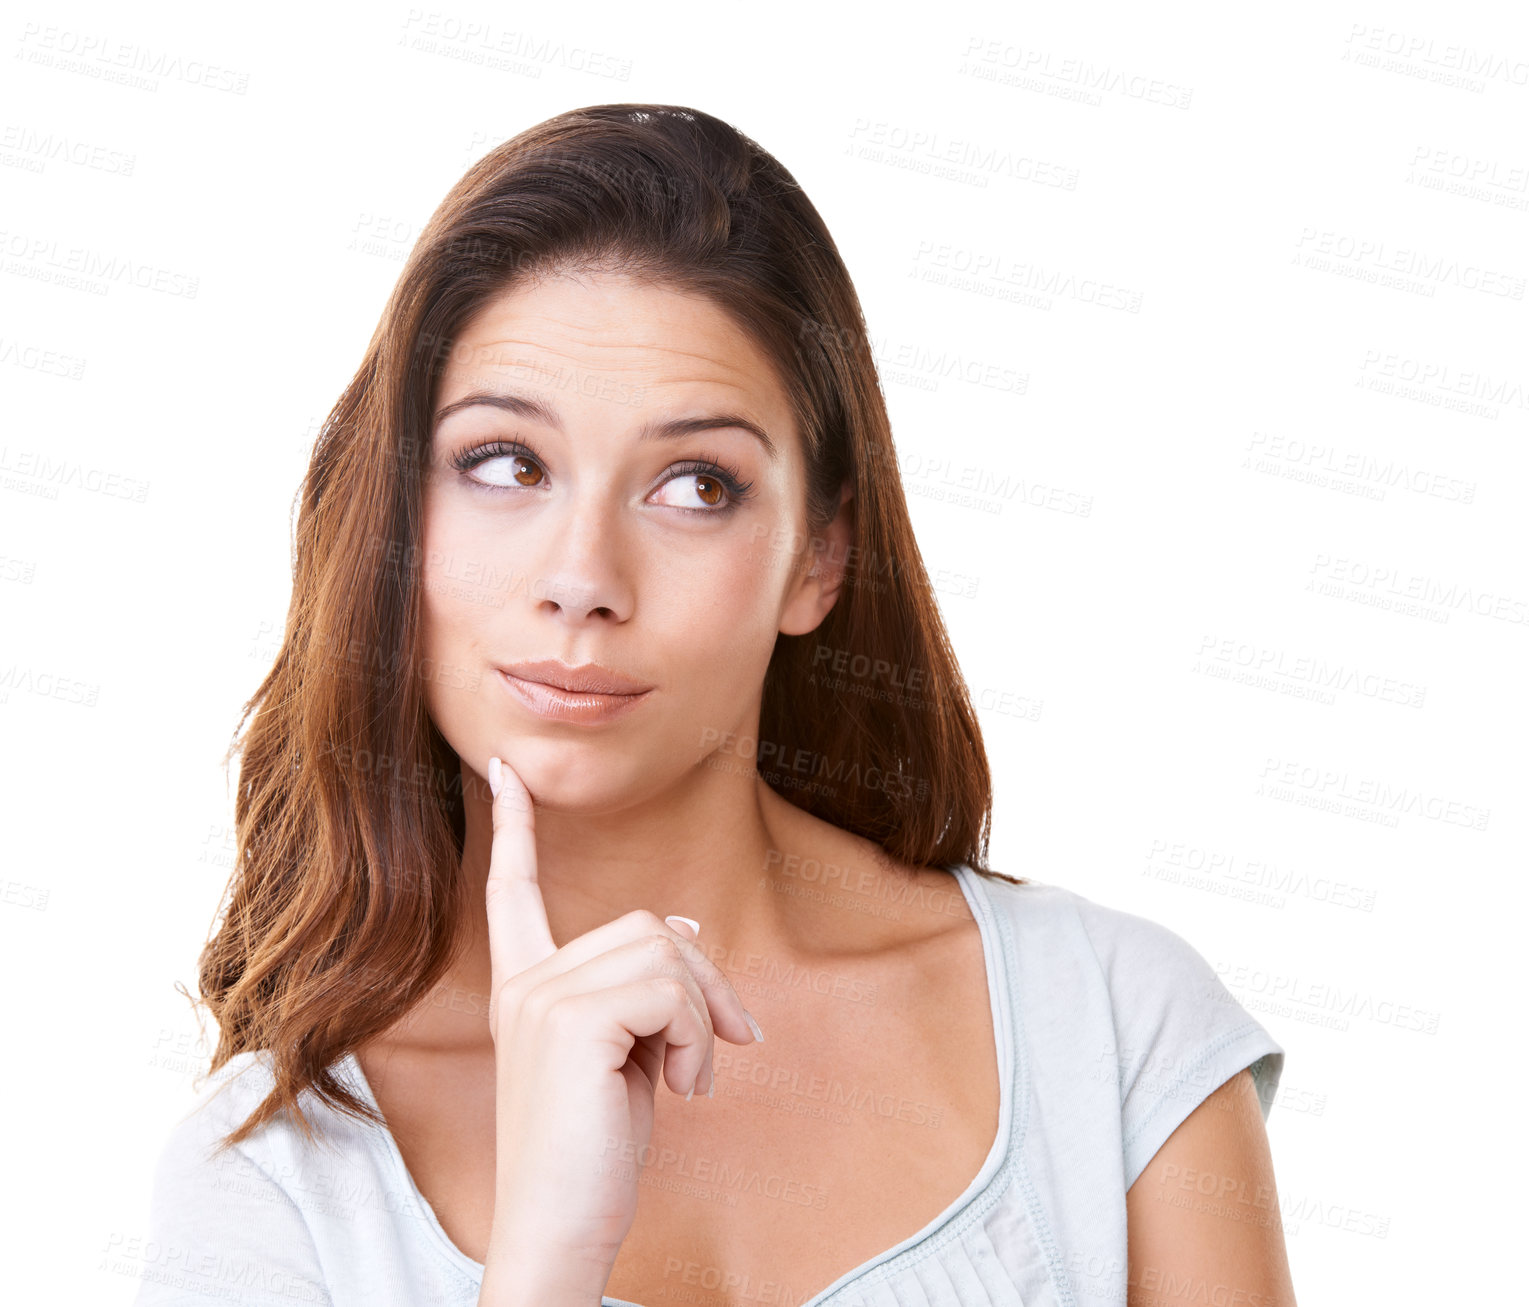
[341,860,1017,1307]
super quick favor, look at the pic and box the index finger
[485,754,557,987]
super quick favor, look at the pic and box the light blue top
[133,865,1285,1307]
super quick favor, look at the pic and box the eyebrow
[432,390,778,459]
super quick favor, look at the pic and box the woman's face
[418,268,842,810]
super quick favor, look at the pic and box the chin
[486,736,674,814]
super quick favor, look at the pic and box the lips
[495,659,655,725]
[497,659,654,695]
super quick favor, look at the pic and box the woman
[139,105,1296,1307]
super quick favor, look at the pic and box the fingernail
[744,1010,763,1042]
[665,915,700,937]
[707,1078,715,1099]
[488,756,501,798]
[685,1081,696,1103]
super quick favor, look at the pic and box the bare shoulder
[1126,1069,1298,1307]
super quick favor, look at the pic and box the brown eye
[649,465,749,513]
[463,451,545,489]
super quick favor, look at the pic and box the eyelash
[448,439,757,514]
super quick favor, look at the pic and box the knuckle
[644,934,684,967]
[518,981,555,1024]
[540,994,578,1032]
[655,975,690,1007]
[626,907,666,934]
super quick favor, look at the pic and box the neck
[461,759,801,946]
[416,756,881,1045]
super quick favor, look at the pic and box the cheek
[416,502,498,692]
[644,539,787,671]
[417,583,466,727]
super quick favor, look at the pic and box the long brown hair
[196,103,1013,1150]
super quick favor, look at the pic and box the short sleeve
[131,1084,332,1307]
[1072,895,1286,1191]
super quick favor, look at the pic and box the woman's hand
[475,754,761,1306]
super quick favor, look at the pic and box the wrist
[477,1228,613,1307]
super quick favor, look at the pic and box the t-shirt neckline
[341,860,1017,1307]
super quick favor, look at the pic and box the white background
[2,0,1525,1302]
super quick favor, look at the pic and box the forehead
[436,270,794,436]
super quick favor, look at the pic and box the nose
[532,495,635,625]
